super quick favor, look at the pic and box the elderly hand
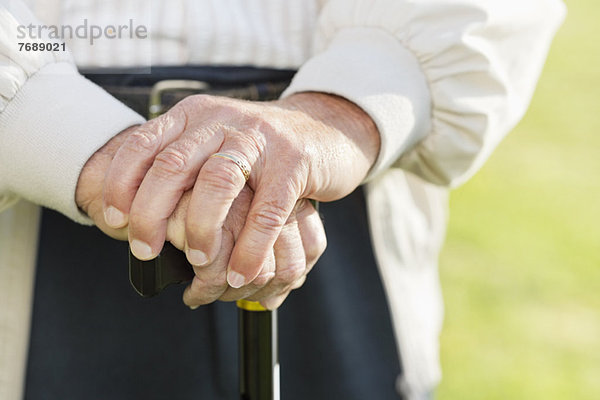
[76,124,326,309]
[75,125,136,241]
[167,189,325,309]
[101,92,380,289]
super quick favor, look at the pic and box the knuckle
[219,292,243,302]
[237,128,267,155]
[248,203,289,235]
[129,208,156,229]
[185,217,211,240]
[244,293,263,302]
[245,287,273,303]
[181,94,213,110]
[126,128,161,154]
[220,285,258,302]
[191,93,212,104]
[166,101,189,120]
[292,199,309,214]
[193,271,228,290]
[204,161,241,191]
[153,146,190,177]
[104,176,133,201]
[185,219,201,237]
[290,276,307,290]
[188,276,226,304]
[275,261,306,285]
[185,212,223,245]
[205,274,228,289]
[261,293,289,310]
[251,272,274,288]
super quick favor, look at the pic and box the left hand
[76,125,136,241]
[101,92,379,289]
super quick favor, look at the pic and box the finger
[227,179,300,289]
[185,139,259,267]
[294,200,327,274]
[185,234,276,307]
[182,229,233,307]
[259,276,307,310]
[247,200,324,306]
[128,133,223,260]
[218,249,276,302]
[183,186,253,308]
[102,107,187,229]
[165,191,192,251]
[245,209,306,302]
[183,269,229,308]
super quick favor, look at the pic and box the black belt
[83,66,296,117]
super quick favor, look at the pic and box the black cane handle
[128,242,194,297]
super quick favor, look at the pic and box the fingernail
[189,305,199,310]
[130,239,154,260]
[227,270,246,288]
[104,206,126,227]
[187,248,209,266]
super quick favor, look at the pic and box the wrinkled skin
[76,92,379,309]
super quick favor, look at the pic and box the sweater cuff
[0,62,145,224]
[282,27,432,181]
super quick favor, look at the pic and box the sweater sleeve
[0,0,145,223]
[283,0,566,185]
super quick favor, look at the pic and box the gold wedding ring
[209,153,251,182]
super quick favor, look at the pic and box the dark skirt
[25,188,403,400]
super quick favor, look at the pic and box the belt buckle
[148,79,210,118]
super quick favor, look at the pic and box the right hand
[167,189,326,310]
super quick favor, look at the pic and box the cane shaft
[238,301,279,400]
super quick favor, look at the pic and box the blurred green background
[437,1,600,399]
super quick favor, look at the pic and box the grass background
[436,1,600,399]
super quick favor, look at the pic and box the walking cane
[128,245,278,400]
[125,80,290,399]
